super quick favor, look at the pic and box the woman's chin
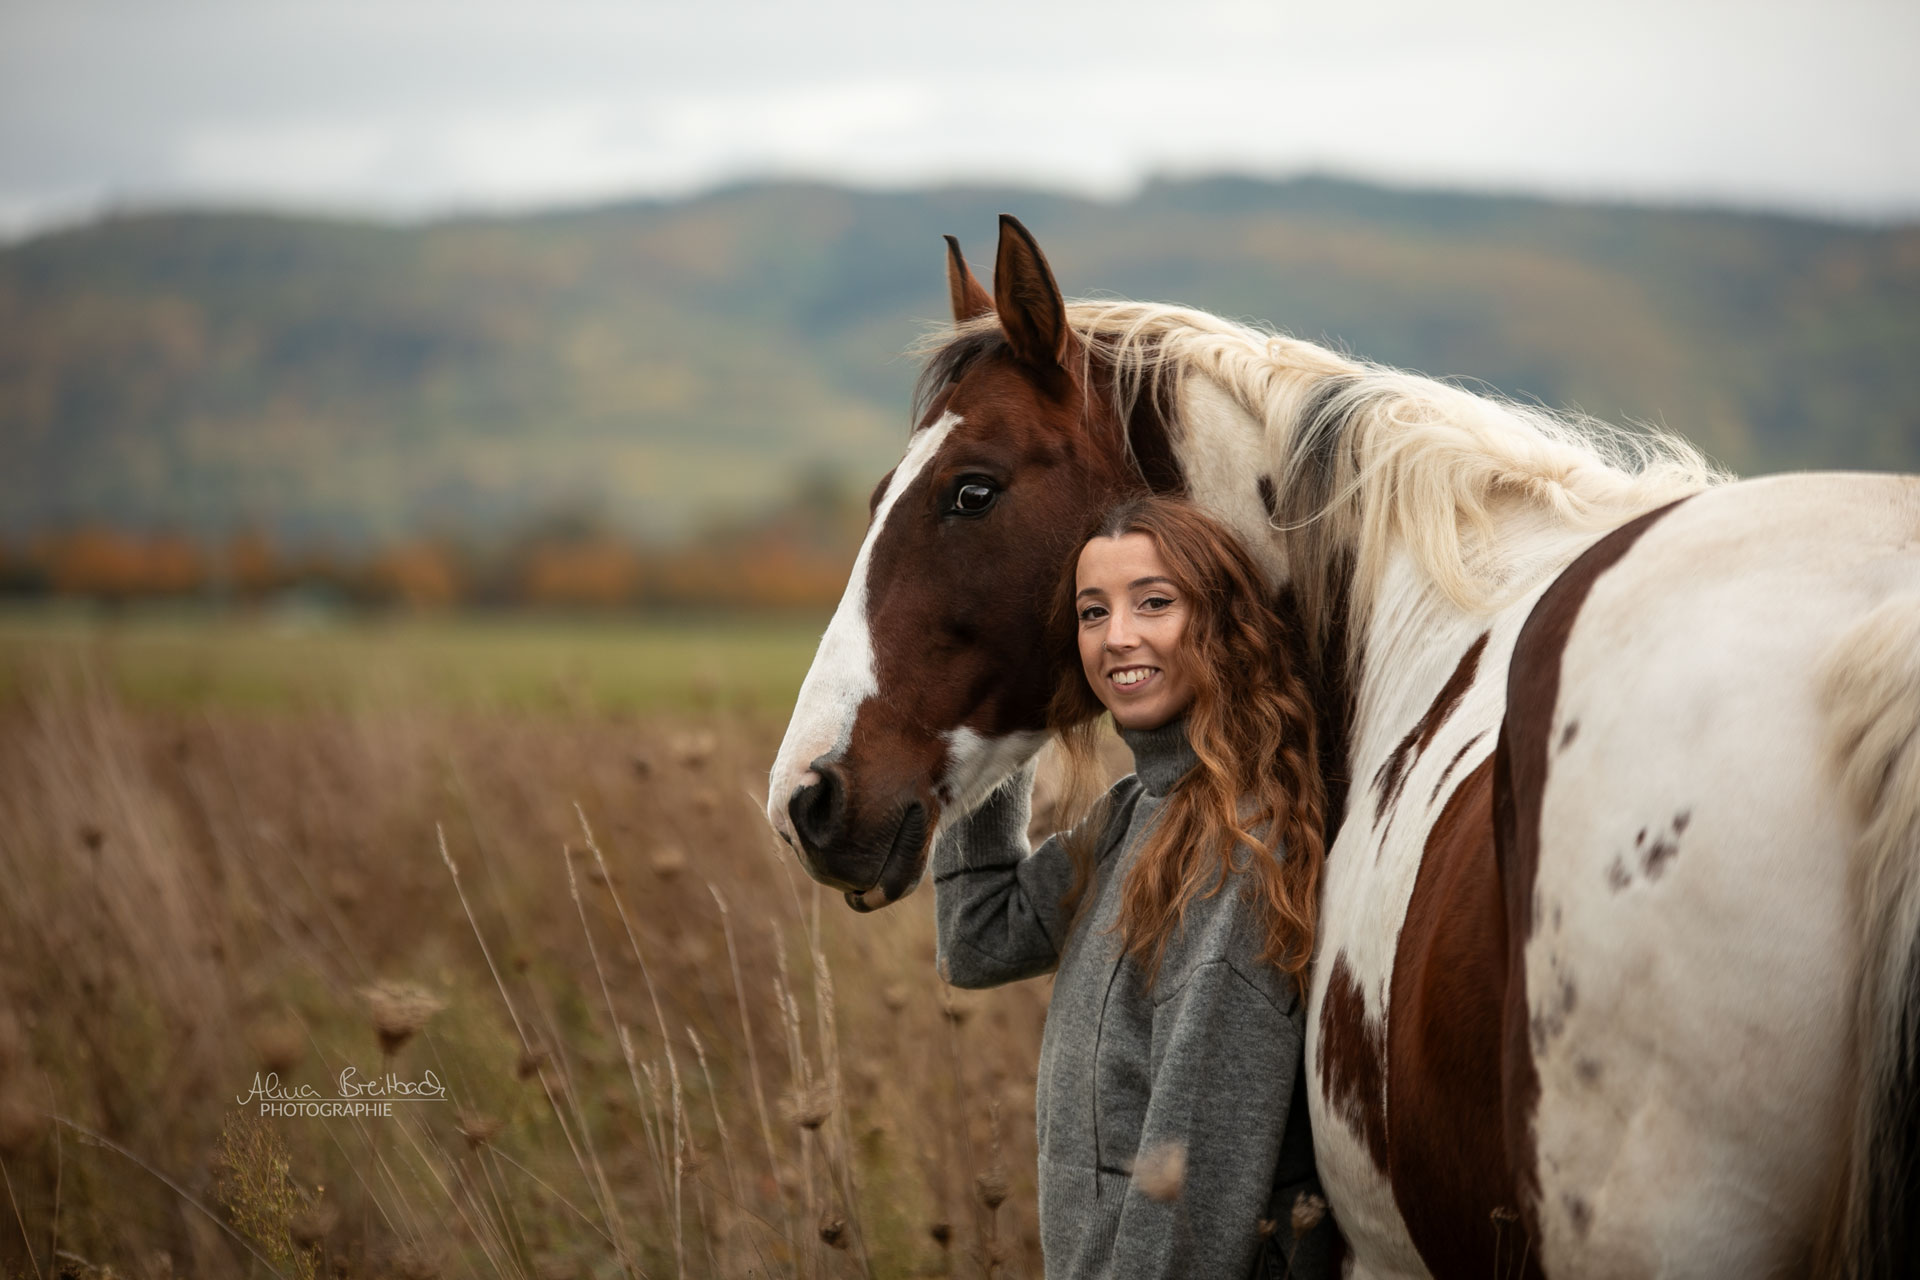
[1109,700,1184,732]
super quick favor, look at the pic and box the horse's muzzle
[786,760,930,909]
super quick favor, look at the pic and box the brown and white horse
[765,215,1920,1279]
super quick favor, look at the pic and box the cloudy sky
[3,0,1916,237]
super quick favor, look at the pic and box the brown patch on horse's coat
[1279,573,1359,847]
[1644,835,1679,879]
[1428,730,1489,805]
[1575,1057,1602,1085]
[1385,756,1532,1276]
[1374,632,1490,819]
[1317,953,1388,1171]
[1605,857,1631,892]
[1122,346,1186,496]
[1564,1193,1593,1239]
[1529,972,1578,1054]
[1558,719,1579,751]
[1496,496,1691,1234]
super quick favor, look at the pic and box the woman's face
[1074,532,1197,731]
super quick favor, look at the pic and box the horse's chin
[843,803,931,913]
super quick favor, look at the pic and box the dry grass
[0,643,1113,1279]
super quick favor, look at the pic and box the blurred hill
[3,175,1916,546]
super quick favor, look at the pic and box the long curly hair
[1047,495,1328,989]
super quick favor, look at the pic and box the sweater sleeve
[1109,955,1304,1279]
[931,762,1137,990]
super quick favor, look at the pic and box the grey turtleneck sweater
[933,714,1323,1280]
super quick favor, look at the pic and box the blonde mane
[921,299,1724,656]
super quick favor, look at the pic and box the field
[0,609,1097,1280]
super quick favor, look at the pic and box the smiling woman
[1072,530,1197,730]
[930,493,1337,1278]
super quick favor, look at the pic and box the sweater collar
[1117,711,1201,798]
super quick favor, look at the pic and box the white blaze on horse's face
[765,411,960,859]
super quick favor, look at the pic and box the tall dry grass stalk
[0,656,1071,1278]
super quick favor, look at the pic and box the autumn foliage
[1,493,864,613]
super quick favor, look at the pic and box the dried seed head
[251,1020,305,1075]
[290,1197,339,1248]
[817,1212,848,1248]
[360,982,444,1056]
[650,846,687,880]
[516,1045,550,1081]
[670,730,717,769]
[457,1111,504,1150]
[1132,1140,1187,1203]
[1257,1218,1277,1239]
[928,1222,952,1249]
[389,1244,440,1280]
[329,870,363,908]
[0,1008,25,1073]
[975,1166,1010,1210]
[780,1081,834,1130]
[1291,1191,1328,1236]
[0,1091,43,1154]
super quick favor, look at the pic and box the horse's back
[1519,471,1920,1276]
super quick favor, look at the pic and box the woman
[933,495,1337,1279]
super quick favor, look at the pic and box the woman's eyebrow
[1075,585,1108,599]
[1129,576,1177,590]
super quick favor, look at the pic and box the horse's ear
[944,235,994,324]
[993,214,1068,370]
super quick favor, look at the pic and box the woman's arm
[931,762,1135,989]
[1109,953,1304,1278]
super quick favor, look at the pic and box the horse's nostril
[789,762,845,854]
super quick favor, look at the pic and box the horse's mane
[916,299,1725,652]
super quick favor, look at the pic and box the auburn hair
[1046,495,1327,989]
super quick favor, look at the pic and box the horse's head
[765,216,1161,911]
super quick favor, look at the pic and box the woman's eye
[950,478,998,516]
[1142,595,1173,610]
[1079,605,1106,623]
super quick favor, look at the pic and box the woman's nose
[1103,613,1138,650]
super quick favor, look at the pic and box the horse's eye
[951,479,999,516]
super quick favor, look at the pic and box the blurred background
[0,0,1915,1276]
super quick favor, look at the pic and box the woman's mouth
[1108,665,1160,692]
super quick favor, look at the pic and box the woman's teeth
[1113,667,1156,687]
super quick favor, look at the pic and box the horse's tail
[1821,594,1920,1279]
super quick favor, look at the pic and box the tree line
[0,516,861,613]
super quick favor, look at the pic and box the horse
[764,214,1920,1278]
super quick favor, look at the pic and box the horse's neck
[1171,377,1600,809]
[1343,506,1600,798]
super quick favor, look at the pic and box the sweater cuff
[932,762,1037,873]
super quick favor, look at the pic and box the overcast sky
[3,0,1916,238]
